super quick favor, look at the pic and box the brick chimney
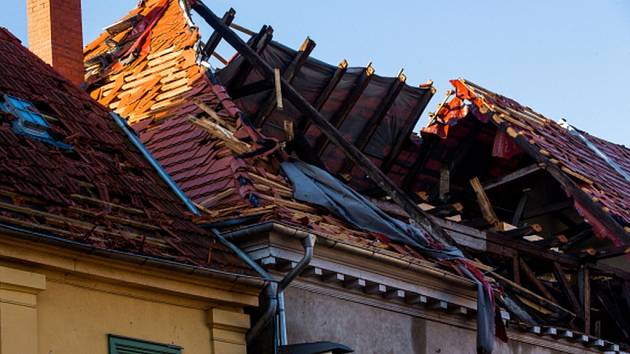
[27,0,84,85]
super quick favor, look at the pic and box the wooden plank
[191,2,458,247]
[499,224,542,239]
[513,254,521,284]
[519,257,558,303]
[523,200,573,220]
[314,64,375,155]
[254,37,316,127]
[470,177,502,230]
[202,8,236,60]
[552,262,581,315]
[482,164,542,190]
[274,68,284,110]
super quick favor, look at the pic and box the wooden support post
[579,265,591,335]
[512,190,529,226]
[254,37,316,126]
[202,8,236,60]
[191,2,458,247]
[470,177,502,230]
[552,262,581,315]
[513,254,521,284]
[519,257,558,303]
[314,63,375,155]
[482,164,542,190]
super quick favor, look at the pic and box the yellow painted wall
[0,236,259,354]
[38,278,215,354]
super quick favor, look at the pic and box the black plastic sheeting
[218,40,433,191]
[281,160,496,354]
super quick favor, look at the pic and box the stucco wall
[284,286,597,354]
[38,279,213,354]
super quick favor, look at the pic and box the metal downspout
[220,227,316,348]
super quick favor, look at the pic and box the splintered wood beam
[297,59,348,133]
[191,1,458,247]
[314,64,375,154]
[552,262,581,315]
[519,257,558,303]
[482,164,542,190]
[274,68,284,110]
[202,8,236,59]
[254,37,316,127]
[337,72,406,175]
[380,89,434,174]
[470,177,502,230]
[226,25,274,93]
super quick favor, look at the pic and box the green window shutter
[108,334,181,354]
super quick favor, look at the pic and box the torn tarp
[281,160,497,354]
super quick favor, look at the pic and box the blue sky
[2,0,629,145]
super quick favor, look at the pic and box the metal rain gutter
[110,112,200,215]
[0,222,264,287]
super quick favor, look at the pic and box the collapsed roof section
[418,79,629,257]
[82,0,435,262]
[217,38,434,191]
[0,27,244,271]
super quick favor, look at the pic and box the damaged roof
[422,79,630,247]
[217,38,435,191]
[0,26,244,271]
[82,0,433,261]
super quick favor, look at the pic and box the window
[0,94,71,149]
[108,335,182,354]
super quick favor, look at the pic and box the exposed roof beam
[191,1,458,247]
[314,64,375,155]
[254,37,316,127]
[297,60,348,133]
[226,25,274,93]
[228,79,273,99]
[482,164,543,190]
[202,8,236,60]
[337,71,406,176]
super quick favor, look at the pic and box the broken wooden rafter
[511,190,530,226]
[489,112,629,249]
[470,177,502,230]
[226,25,274,93]
[314,62,375,155]
[482,164,543,190]
[274,68,284,110]
[202,8,236,60]
[254,37,316,127]
[191,2,458,247]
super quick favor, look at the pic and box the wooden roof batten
[190,0,459,248]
